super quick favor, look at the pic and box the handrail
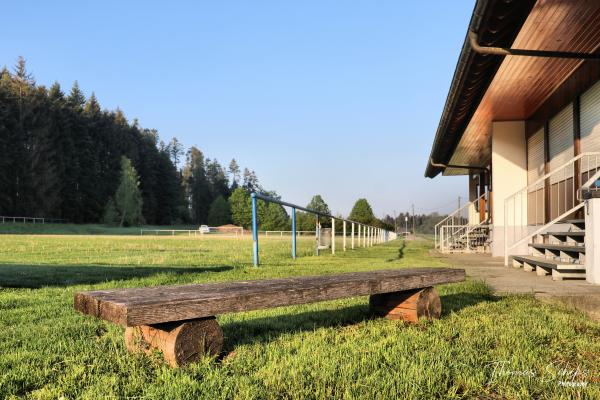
[503,151,600,265]
[504,203,584,265]
[435,193,486,250]
[434,193,485,230]
[439,223,490,252]
[506,152,600,201]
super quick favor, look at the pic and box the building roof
[425,0,535,178]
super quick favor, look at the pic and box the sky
[1,1,474,218]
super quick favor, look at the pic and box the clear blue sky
[2,1,473,218]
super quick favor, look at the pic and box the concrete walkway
[435,251,600,321]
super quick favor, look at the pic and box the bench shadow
[220,290,495,353]
[0,264,233,288]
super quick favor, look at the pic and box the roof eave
[424,0,536,178]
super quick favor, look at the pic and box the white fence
[0,216,67,224]
[140,226,244,237]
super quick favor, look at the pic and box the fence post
[331,217,335,255]
[351,223,355,249]
[362,225,366,247]
[343,220,346,251]
[251,193,259,267]
[316,215,320,256]
[291,207,297,260]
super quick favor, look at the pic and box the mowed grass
[0,234,599,399]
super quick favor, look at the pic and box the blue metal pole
[251,193,259,267]
[291,207,297,259]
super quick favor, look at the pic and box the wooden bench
[74,267,465,366]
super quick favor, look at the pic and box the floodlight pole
[251,193,259,267]
[291,207,297,259]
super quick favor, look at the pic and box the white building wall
[491,121,529,257]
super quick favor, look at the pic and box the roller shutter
[548,103,574,184]
[581,80,600,153]
[527,128,545,186]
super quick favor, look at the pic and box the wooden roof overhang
[425,0,600,178]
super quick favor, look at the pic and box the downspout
[468,31,600,60]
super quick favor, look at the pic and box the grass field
[0,231,599,399]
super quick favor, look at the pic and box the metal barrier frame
[251,192,395,267]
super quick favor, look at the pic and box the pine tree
[229,159,241,189]
[207,196,232,226]
[206,159,230,200]
[242,168,261,192]
[67,81,85,110]
[84,92,101,115]
[114,156,143,226]
[182,147,211,223]
[166,137,183,167]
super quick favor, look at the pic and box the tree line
[379,212,448,234]
[0,58,266,226]
[0,58,445,231]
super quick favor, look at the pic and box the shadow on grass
[387,240,406,262]
[0,264,233,288]
[221,290,495,352]
[440,291,498,315]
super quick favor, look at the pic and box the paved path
[435,251,600,321]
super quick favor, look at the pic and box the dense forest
[0,58,446,231]
[0,58,266,226]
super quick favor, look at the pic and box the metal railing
[251,193,397,267]
[434,193,488,252]
[504,152,600,265]
[263,230,315,237]
[439,223,490,253]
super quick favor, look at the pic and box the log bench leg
[125,316,223,367]
[369,287,441,323]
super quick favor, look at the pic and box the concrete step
[543,231,585,237]
[529,243,585,253]
[511,255,586,281]
[559,219,585,230]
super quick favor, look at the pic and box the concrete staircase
[511,219,586,281]
[448,225,491,253]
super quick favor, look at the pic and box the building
[426,0,600,283]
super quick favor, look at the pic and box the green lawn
[0,222,198,236]
[0,234,598,399]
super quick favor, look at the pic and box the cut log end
[125,317,223,367]
[369,287,441,323]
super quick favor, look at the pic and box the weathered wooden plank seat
[75,267,465,366]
